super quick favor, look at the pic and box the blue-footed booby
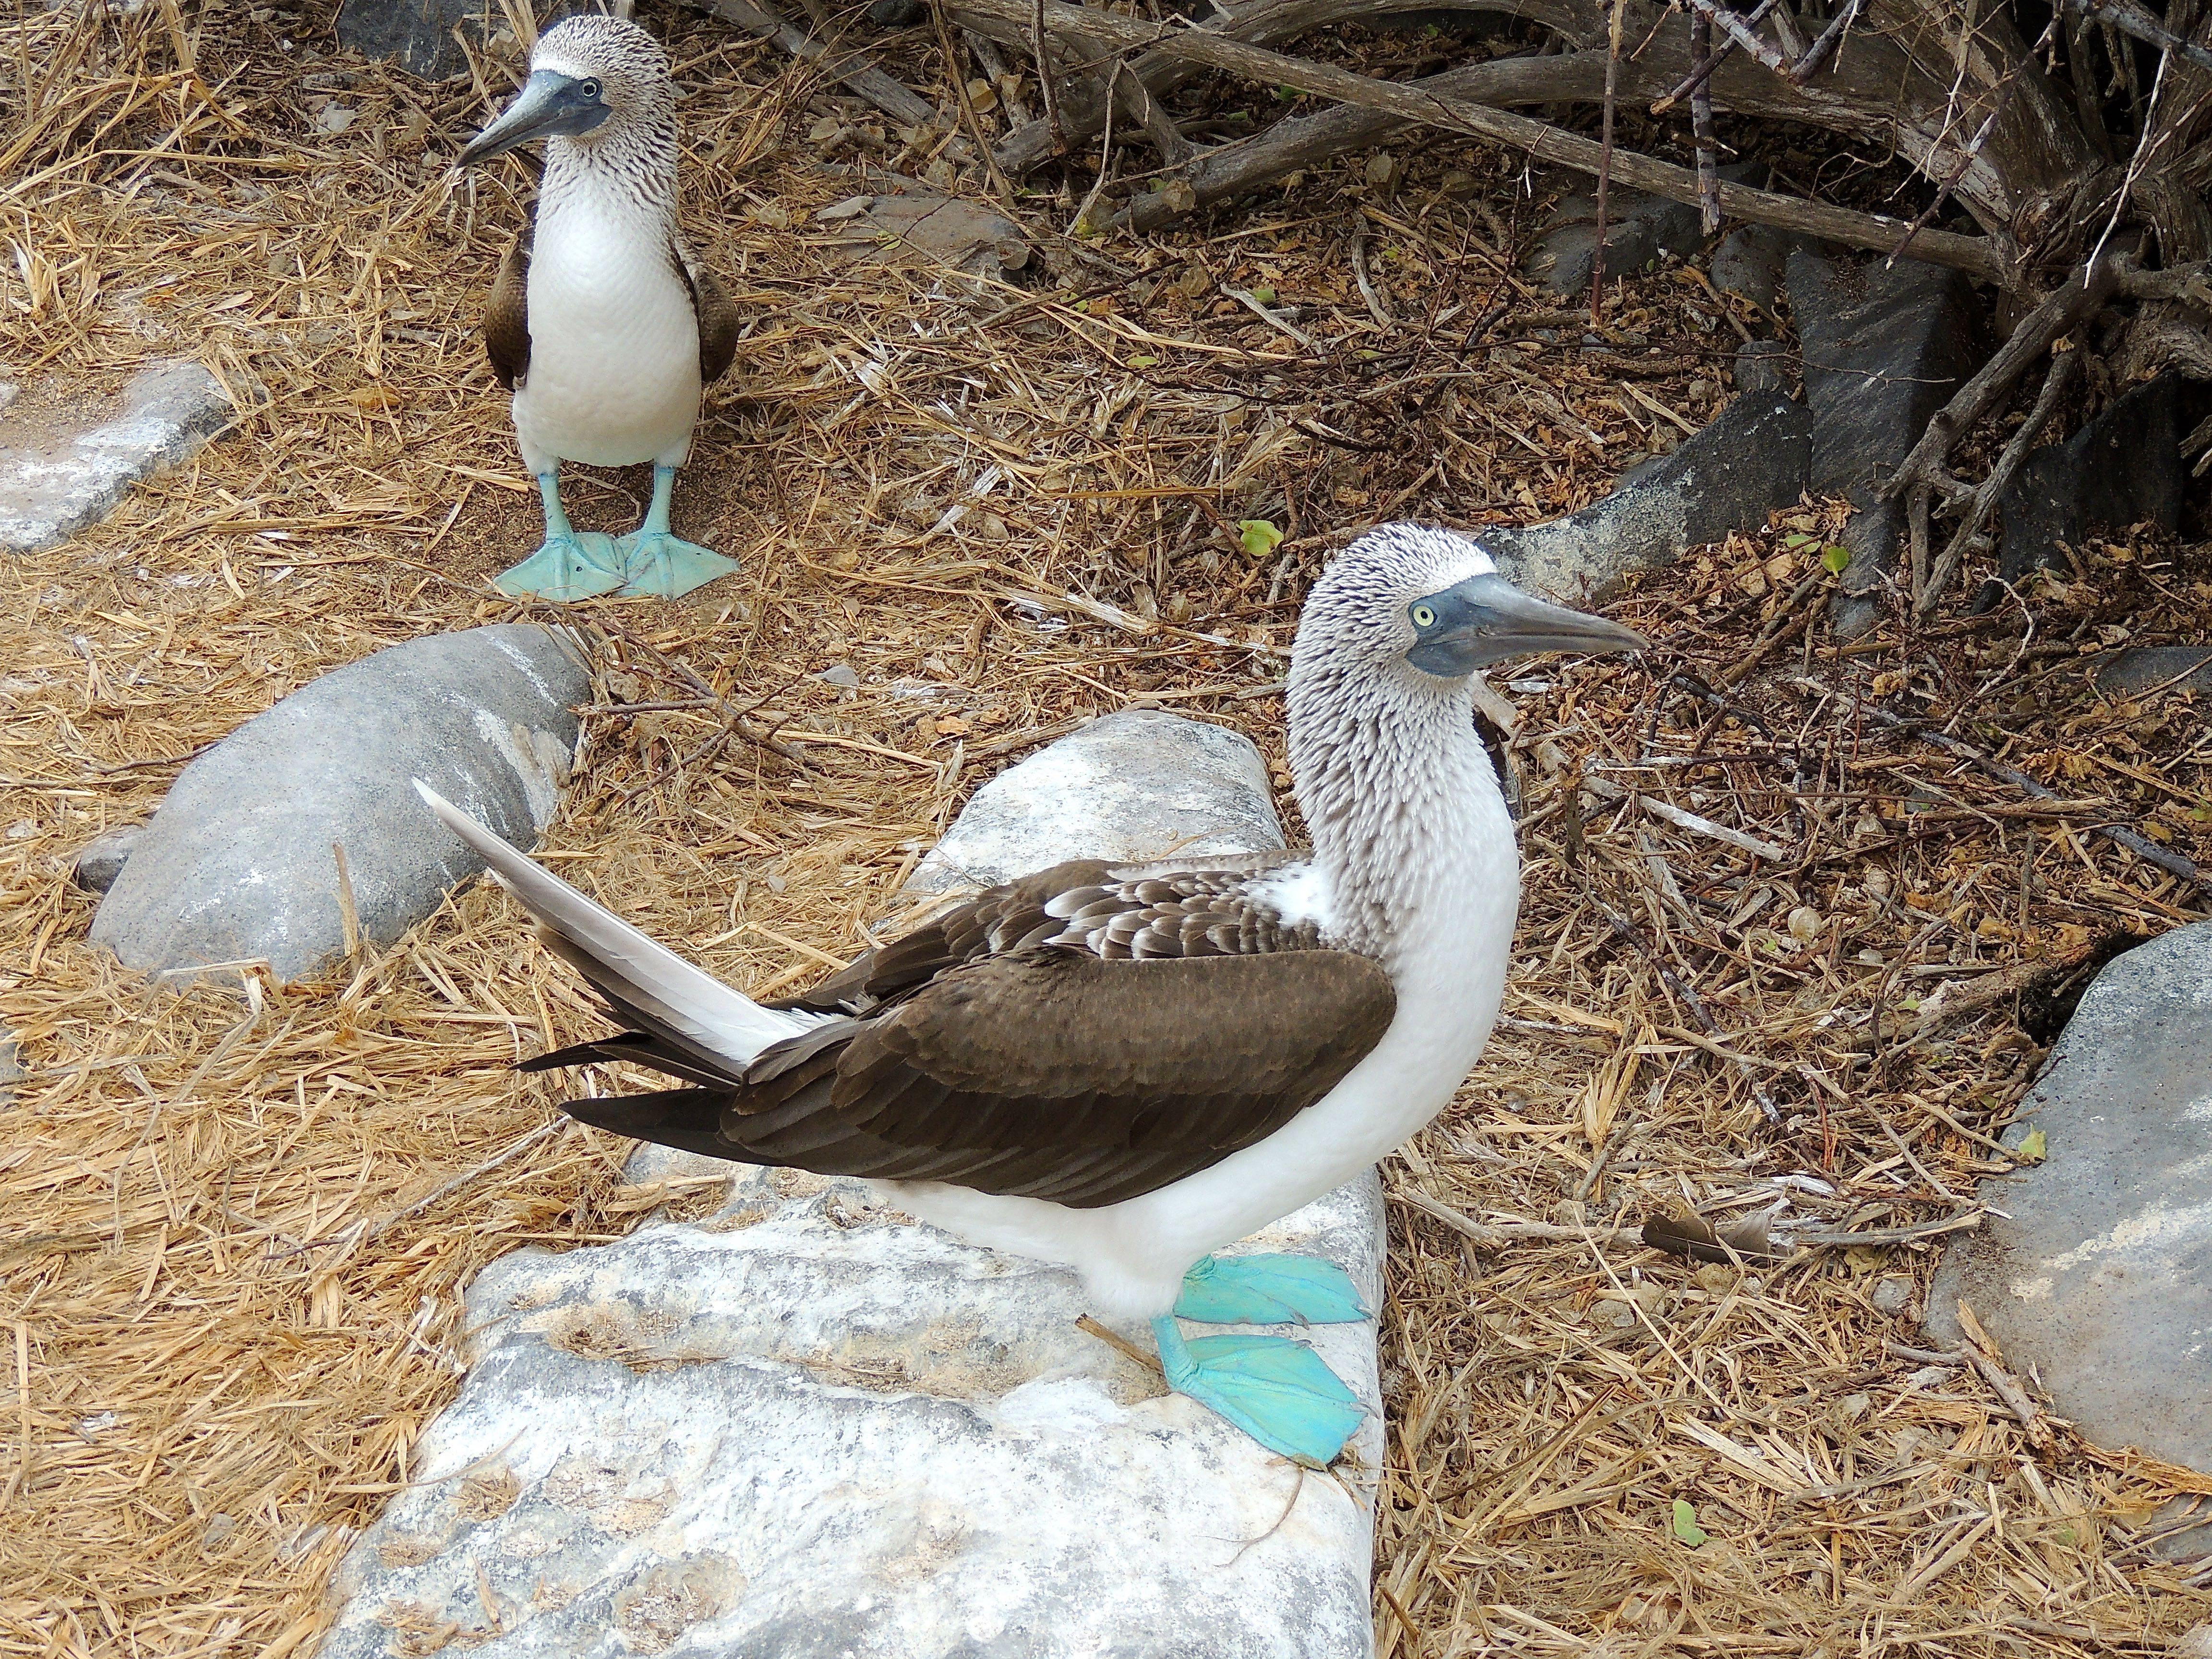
[457,11,740,602]
[414,525,1644,1465]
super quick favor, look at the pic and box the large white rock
[322,713,1386,1658]
[0,361,236,553]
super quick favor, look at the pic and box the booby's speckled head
[1295,522,1644,685]
[456,15,674,168]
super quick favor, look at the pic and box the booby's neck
[1286,661,1514,971]
[541,116,679,230]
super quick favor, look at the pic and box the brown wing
[484,206,533,391]
[562,946,1396,1208]
[673,232,739,385]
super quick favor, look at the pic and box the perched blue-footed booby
[414,525,1644,1465]
[457,11,740,602]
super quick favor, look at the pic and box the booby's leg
[613,464,739,599]
[1174,1253,1370,1326]
[494,471,625,601]
[1151,1315,1366,1468]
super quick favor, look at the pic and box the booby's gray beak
[1406,573,1646,677]
[456,71,611,167]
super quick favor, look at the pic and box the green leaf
[1127,355,1159,369]
[1782,531,1817,550]
[1238,518,1285,559]
[2016,1128,2048,1163]
[1250,286,1278,306]
[1821,544,1852,575]
[1671,1498,1709,1547]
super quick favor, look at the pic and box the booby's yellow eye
[1410,603,1437,629]
[578,78,601,100]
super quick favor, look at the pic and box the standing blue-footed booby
[414,525,1644,1465]
[457,11,740,602]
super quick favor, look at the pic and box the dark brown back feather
[484,206,533,391]
[675,235,739,385]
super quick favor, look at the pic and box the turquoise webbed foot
[493,531,625,601]
[1153,1315,1366,1467]
[613,529,740,599]
[1175,1253,1370,1326]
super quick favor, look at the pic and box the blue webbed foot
[1153,1315,1366,1467]
[1174,1253,1370,1326]
[493,531,625,601]
[613,530,740,599]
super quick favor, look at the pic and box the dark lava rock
[72,824,145,894]
[1710,225,1797,317]
[1483,391,1812,601]
[2086,645,2212,702]
[90,625,590,987]
[1788,251,1987,638]
[1986,372,2205,605]
[336,0,483,80]
[1526,187,1704,298]
[1927,922,2212,1550]
[1733,338,1793,398]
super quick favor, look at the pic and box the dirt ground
[3,1,2210,1655]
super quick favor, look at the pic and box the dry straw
[1,2,2208,1655]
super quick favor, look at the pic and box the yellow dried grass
[1,2,2209,1656]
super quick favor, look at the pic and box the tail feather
[413,781,812,1070]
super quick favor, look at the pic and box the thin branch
[1915,346,2081,617]
[1682,0,1789,74]
[1650,0,1778,113]
[1591,0,1629,322]
[686,0,937,129]
[1690,12,1720,236]
[1784,0,1863,84]
[1031,0,1065,154]
[2068,0,2212,73]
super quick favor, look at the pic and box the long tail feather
[412,781,811,1069]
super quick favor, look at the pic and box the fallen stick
[686,0,940,131]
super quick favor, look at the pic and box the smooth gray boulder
[0,362,235,553]
[72,823,145,894]
[912,709,1285,892]
[323,712,1388,1659]
[1927,923,2212,1547]
[1482,391,1812,602]
[1787,251,1987,638]
[91,625,589,986]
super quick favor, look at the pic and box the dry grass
[1,1,2208,1655]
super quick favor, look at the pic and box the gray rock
[1927,923,2212,1550]
[0,362,236,554]
[2087,645,2212,702]
[335,0,483,80]
[817,188,1031,278]
[1870,1276,1913,1314]
[1988,372,2204,601]
[90,625,589,987]
[1526,186,1703,296]
[324,717,1386,1658]
[1787,251,1987,639]
[912,709,1285,892]
[0,1032,20,1109]
[1733,337,1793,398]
[72,823,145,894]
[0,381,17,415]
[1710,225,1797,317]
[1482,391,1812,602]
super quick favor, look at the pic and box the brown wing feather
[484,207,533,392]
[562,947,1395,1208]
[673,233,739,385]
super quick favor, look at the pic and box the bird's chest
[517,211,700,462]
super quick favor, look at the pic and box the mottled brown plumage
[527,858,1395,1207]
